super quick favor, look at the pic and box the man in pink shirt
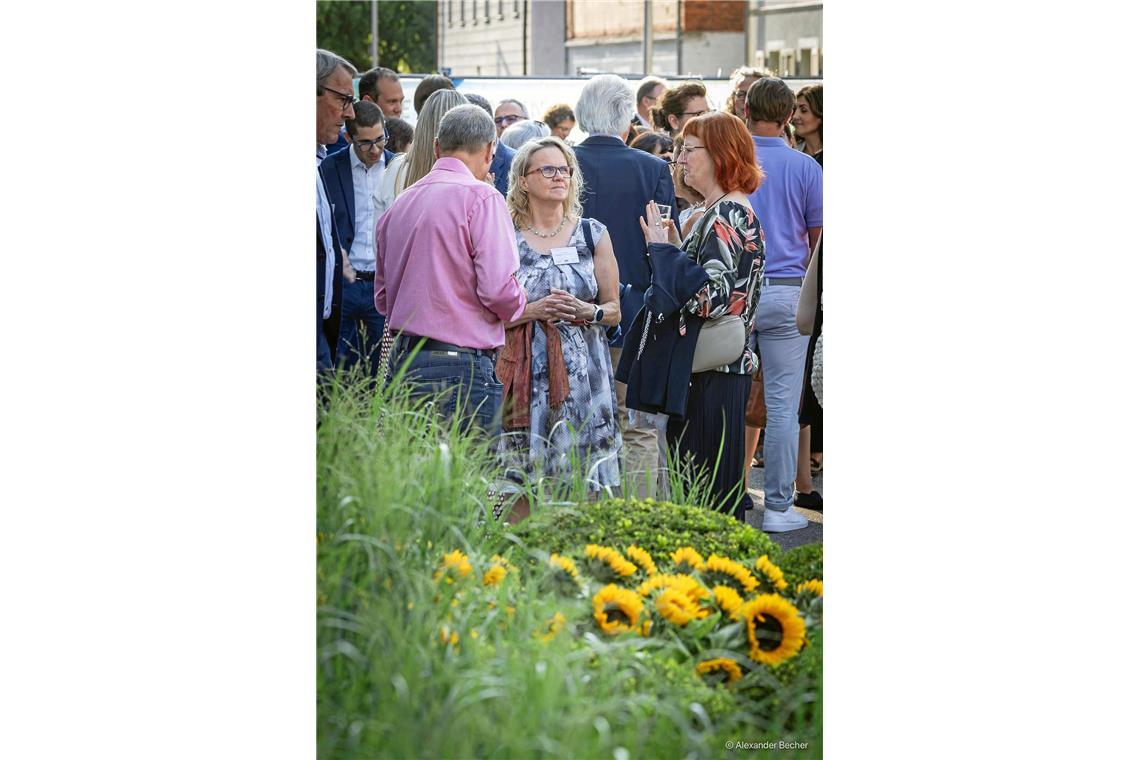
[374,103,526,432]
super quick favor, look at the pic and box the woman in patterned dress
[495,137,623,522]
[637,112,766,521]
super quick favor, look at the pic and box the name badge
[550,247,579,266]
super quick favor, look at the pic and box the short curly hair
[542,103,575,130]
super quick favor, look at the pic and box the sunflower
[490,554,516,573]
[797,579,823,597]
[540,611,567,642]
[738,594,807,666]
[696,657,743,684]
[625,545,658,576]
[712,585,744,618]
[704,555,760,595]
[636,573,710,607]
[483,564,507,586]
[656,588,700,626]
[592,584,645,635]
[434,550,473,582]
[754,555,790,592]
[584,544,638,580]
[671,546,706,573]
[548,553,579,579]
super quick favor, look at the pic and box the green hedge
[504,496,782,563]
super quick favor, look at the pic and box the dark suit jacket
[319,147,396,262]
[318,170,345,372]
[491,141,516,197]
[574,135,677,346]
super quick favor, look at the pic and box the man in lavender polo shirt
[745,77,823,532]
[374,104,527,432]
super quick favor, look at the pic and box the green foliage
[777,543,824,587]
[317,369,822,758]
[504,496,781,564]
[316,0,436,74]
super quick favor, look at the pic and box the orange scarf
[496,321,570,430]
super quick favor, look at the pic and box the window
[497,0,504,20]
[447,0,453,27]
[484,1,491,24]
[513,0,520,19]
[460,0,465,26]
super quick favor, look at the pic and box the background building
[437,0,822,78]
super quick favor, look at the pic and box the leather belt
[398,334,496,360]
[761,277,804,286]
[353,270,375,281]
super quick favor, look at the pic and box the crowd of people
[317,49,823,533]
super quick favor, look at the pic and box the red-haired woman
[617,112,765,521]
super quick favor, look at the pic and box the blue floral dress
[499,218,622,491]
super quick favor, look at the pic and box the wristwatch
[592,306,604,324]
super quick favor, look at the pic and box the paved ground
[744,462,823,551]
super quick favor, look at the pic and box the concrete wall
[529,0,567,75]
[438,1,526,76]
[757,4,823,76]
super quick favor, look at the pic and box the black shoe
[794,490,823,511]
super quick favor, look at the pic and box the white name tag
[550,247,579,266]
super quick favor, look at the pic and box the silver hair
[496,98,529,117]
[499,119,551,150]
[317,49,357,87]
[575,75,635,137]
[436,104,497,154]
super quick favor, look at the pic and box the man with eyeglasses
[493,99,528,137]
[317,48,357,374]
[320,101,393,378]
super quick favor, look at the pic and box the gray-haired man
[317,48,356,373]
[375,105,527,431]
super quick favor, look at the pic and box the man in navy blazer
[320,101,393,377]
[317,49,358,374]
[573,74,677,498]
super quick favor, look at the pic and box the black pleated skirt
[666,371,752,522]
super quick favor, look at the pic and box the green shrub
[504,497,781,564]
[776,543,824,587]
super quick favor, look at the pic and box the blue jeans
[337,278,386,377]
[389,341,503,435]
[755,284,810,512]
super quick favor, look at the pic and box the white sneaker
[761,507,809,533]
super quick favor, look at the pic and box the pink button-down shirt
[374,157,526,350]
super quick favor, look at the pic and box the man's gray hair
[497,98,529,117]
[575,75,635,137]
[436,104,497,153]
[499,119,551,149]
[317,48,357,87]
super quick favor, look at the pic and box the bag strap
[581,217,594,255]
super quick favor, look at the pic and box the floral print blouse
[677,199,765,374]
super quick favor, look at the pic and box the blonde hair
[394,89,468,196]
[505,137,583,231]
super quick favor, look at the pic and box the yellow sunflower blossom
[624,545,658,575]
[712,585,744,618]
[636,573,710,604]
[738,594,807,666]
[592,584,645,635]
[696,657,743,684]
[671,546,706,573]
[584,544,638,579]
[540,611,567,642]
[483,564,507,586]
[705,555,760,594]
[438,626,460,647]
[797,578,823,597]
[490,554,516,573]
[656,588,700,626]
[548,553,580,578]
[754,555,790,592]
[434,550,473,581]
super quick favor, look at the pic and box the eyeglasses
[680,110,710,117]
[321,84,356,112]
[494,114,524,127]
[526,165,573,179]
[677,144,706,156]
[355,134,388,150]
[733,90,750,100]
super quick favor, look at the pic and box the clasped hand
[533,288,592,323]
